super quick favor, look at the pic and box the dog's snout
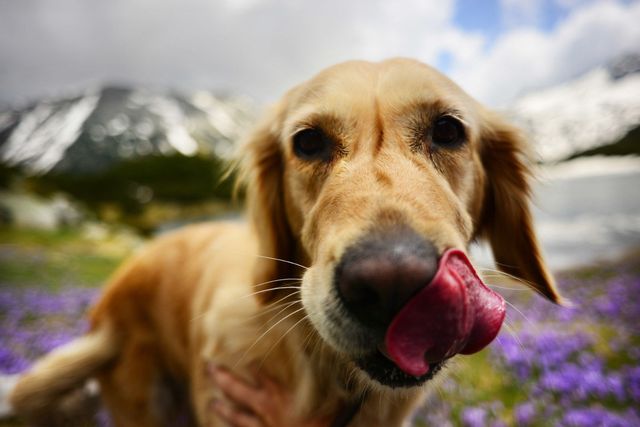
[335,227,438,328]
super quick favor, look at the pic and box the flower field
[416,253,640,426]
[1,228,639,426]
[0,288,96,376]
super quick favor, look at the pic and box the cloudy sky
[1,0,639,108]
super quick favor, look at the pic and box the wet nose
[334,226,439,329]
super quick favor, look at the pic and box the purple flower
[560,406,638,427]
[514,402,536,425]
[2,253,640,426]
[461,407,488,427]
[0,286,98,374]
[624,366,640,402]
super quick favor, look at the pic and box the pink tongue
[384,249,505,377]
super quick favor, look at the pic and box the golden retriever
[10,58,562,427]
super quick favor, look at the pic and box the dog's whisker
[189,287,302,324]
[257,277,304,284]
[251,288,322,325]
[282,327,313,368]
[503,313,515,328]
[478,267,549,298]
[234,306,307,369]
[240,285,303,299]
[253,300,302,328]
[264,289,301,306]
[216,293,302,327]
[257,314,310,369]
[189,310,209,323]
[249,293,301,319]
[300,329,316,356]
[486,283,530,291]
[255,255,309,271]
[311,337,324,363]
[301,323,321,352]
[244,277,302,288]
[487,260,520,271]
[258,300,303,329]
[478,267,528,282]
[502,321,525,352]
[503,298,535,328]
[482,275,532,289]
[189,290,300,324]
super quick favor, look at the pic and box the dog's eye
[431,116,465,147]
[293,128,331,161]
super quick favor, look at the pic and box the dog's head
[239,58,562,389]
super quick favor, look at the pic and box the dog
[10,58,562,426]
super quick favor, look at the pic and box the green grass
[0,226,137,288]
[0,250,121,288]
[441,351,529,424]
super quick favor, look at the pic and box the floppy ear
[236,101,297,303]
[478,112,564,304]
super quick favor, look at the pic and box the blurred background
[1,0,639,426]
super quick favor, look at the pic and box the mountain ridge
[1,52,639,174]
[507,52,640,162]
[0,86,255,175]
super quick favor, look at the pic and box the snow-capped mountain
[0,86,255,175]
[507,53,640,163]
[1,52,638,175]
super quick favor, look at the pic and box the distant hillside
[567,124,640,159]
[0,86,255,231]
[0,86,254,174]
[507,52,640,163]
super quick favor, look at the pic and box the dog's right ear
[477,111,565,304]
[236,100,296,303]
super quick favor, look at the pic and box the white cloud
[450,0,640,106]
[0,0,638,108]
[500,0,547,28]
[0,0,460,104]
[553,0,598,10]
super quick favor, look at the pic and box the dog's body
[12,222,420,426]
[11,58,561,426]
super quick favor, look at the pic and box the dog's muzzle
[335,227,505,380]
[384,248,505,376]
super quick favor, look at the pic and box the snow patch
[1,94,99,173]
[509,68,640,162]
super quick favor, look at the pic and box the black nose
[334,226,439,329]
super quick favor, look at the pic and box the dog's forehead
[289,59,474,120]
[377,59,474,109]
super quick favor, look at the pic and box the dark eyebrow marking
[373,97,385,156]
[398,100,468,152]
[402,100,465,125]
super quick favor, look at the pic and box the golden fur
[10,58,562,426]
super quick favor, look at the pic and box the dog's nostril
[351,282,379,307]
[335,227,439,328]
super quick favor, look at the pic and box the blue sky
[454,0,503,43]
[0,0,639,107]
[453,0,571,37]
[448,0,629,73]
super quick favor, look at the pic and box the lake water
[472,156,640,271]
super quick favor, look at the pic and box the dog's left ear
[236,100,297,303]
[478,112,564,304]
